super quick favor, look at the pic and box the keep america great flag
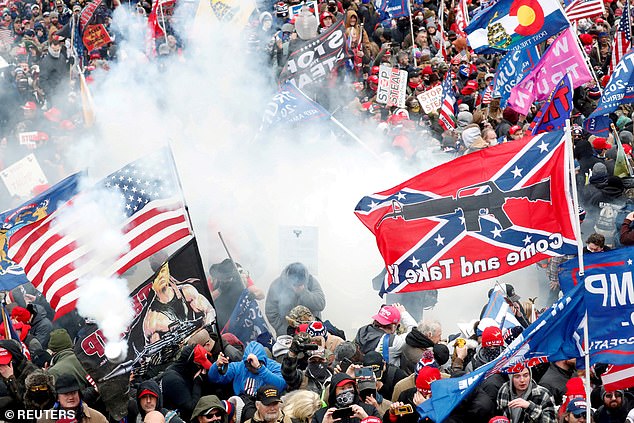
[355,130,578,296]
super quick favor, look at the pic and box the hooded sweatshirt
[0,339,37,410]
[191,396,228,423]
[136,380,185,423]
[311,373,379,423]
[207,341,286,396]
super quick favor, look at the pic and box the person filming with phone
[312,373,380,423]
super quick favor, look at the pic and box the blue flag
[418,284,585,422]
[223,289,271,345]
[493,45,540,109]
[378,0,409,18]
[0,173,82,291]
[584,50,634,135]
[261,82,330,129]
[530,74,574,135]
[465,0,569,53]
[559,247,634,365]
[479,285,521,337]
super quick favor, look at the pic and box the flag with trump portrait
[354,130,578,296]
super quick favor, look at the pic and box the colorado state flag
[465,0,569,53]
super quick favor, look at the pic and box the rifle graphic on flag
[355,130,578,295]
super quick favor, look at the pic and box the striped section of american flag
[610,0,632,73]
[482,83,494,105]
[438,73,457,131]
[6,148,192,318]
[564,0,605,21]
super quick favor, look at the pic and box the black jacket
[312,373,379,423]
[537,363,574,406]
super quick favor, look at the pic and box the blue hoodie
[207,341,286,395]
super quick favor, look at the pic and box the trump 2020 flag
[465,0,569,53]
[223,288,271,345]
[418,283,586,423]
[261,82,330,129]
[529,73,574,135]
[585,50,634,136]
[508,28,592,115]
[493,45,541,109]
[355,130,578,296]
[559,247,634,365]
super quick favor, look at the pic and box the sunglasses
[606,391,623,398]
[205,412,222,419]
[29,385,48,392]
[572,412,586,419]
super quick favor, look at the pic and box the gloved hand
[289,332,311,356]
[193,344,212,371]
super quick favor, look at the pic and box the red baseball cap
[0,348,12,365]
[138,389,159,399]
[372,305,401,326]
[482,326,504,347]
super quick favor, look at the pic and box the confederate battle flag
[355,130,578,296]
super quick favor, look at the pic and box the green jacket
[48,349,91,389]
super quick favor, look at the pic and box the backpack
[594,201,625,248]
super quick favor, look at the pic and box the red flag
[603,364,634,391]
[354,131,578,295]
[454,0,469,37]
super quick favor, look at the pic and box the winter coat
[399,328,435,374]
[38,48,69,98]
[161,345,205,422]
[0,339,38,412]
[497,380,557,423]
[48,349,92,390]
[537,363,574,406]
[37,402,107,423]
[354,311,416,367]
[135,380,185,423]
[265,264,326,336]
[27,304,53,350]
[311,373,379,423]
[207,341,286,396]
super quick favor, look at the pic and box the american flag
[610,0,632,73]
[434,0,447,61]
[482,83,494,105]
[438,73,457,131]
[564,0,605,21]
[3,148,192,318]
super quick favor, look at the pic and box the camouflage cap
[285,305,315,327]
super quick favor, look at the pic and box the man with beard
[245,386,284,423]
[143,262,216,344]
[594,389,632,423]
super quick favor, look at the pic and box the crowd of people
[2,0,634,419]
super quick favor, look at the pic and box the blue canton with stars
[102,149,179,218]
[355,131,576,296]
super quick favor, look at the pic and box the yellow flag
[79,72,96,128]
[614,135,633,178]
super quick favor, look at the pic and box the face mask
[307,362,331,380]
[263,20,272,31]
[336,388,355,407]
[30,391,51,404]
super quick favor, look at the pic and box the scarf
[510,380,533,423]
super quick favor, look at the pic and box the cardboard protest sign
[417,85,443,113]
[376,65,407,108]
[82,24,112,51]
[0,154,48,198]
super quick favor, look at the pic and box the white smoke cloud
[1,2,551,342]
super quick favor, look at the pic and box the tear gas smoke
[1,3,549,341]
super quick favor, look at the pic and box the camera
[332,407,354,419]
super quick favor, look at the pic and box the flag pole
[165,142,197,237]
[329,115,381,159]
[408,0,417,68]
[217,231,248,290]
[565,119,589,422]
